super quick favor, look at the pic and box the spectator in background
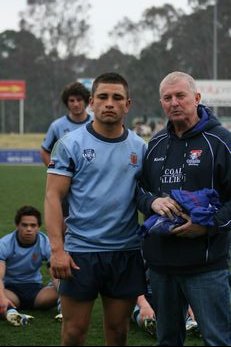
[153,119,165,134]
[132,117,152,137]
[148,119,165,137]
[148,120,156,135]
[0,206,58,327]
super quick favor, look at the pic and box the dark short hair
[14,206,42,226]
[61,82,90,107]
[91,72,129,98]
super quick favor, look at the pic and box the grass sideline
[0,137,203,345]
[0,133,45,149]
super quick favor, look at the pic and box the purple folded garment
[138,188,221,239]
[138,214,185,238]
[170,188,221,226]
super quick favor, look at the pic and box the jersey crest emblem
[32,253,39,262]
[83,149,96,162]
[130,152,138,165]
[63,128,70,134]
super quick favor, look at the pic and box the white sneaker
[143,318,156,336]
[23,314,34,321]
[6,309,33,327]
[54,313,63,322]
[185,316,198,331]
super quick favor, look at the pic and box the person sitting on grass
[131,267,199,337]
[131,266,156,336]
[131,293,156,336]
[132,295,200,337]
[0,205,58,326]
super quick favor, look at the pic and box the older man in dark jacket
[138,71,231,346]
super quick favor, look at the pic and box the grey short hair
[159,71,197,97]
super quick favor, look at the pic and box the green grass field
[0,164,203,346]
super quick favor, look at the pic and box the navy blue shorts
[5,283,43,309]
[59,250,147,301]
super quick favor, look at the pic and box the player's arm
[40,124,57,167]
[44,173,79,279]
[40,148,51,167]
[0,261,15,314]
[46,261,60,290]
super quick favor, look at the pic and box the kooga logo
[154,157,165,162]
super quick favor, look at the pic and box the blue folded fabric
[138,214,186,238]
[170,188,221,226]
[138,188,221,239]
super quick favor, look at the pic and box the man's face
[160,79,200,127]
[89,83,130,125]
[17,215,39,245]
[67,95,86,117]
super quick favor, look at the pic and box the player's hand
[139,305,156,321]
[50,250,80,279]
[0,297,15,315]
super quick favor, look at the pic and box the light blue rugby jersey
[41,114,93,153]
[0,231,51,284]
[48,122,147,252]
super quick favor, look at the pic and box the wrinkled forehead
[160,79,192,96]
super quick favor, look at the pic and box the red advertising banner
[0,80,26,100]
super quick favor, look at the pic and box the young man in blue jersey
[41,81,93,232]
[45,72,147,346]
[40,81,92,167]
[41,81,92,321]
[0,206,58,326]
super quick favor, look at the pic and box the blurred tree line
[0,0,230,133]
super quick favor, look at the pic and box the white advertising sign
[196,80,231,107]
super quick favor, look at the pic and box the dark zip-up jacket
[138,105,231,274]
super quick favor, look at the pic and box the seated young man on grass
[0,205,58,326]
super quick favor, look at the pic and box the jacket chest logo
[186,150,202,166]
